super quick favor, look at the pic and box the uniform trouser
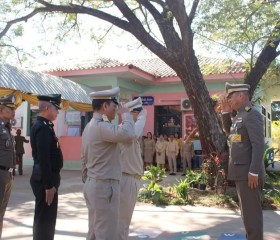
[235,180,263,240]
[83,178,120,240]
[168,152,177,173]
[16,153,23,175]
[30,174,60,240]
[0,171,13,239]
[182,153,192,173]
[118,175,141,240]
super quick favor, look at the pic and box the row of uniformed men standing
[0,81,265,240]
[154,134,194,175]
[0,89,146,240]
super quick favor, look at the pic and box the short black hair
[92,99,113,111]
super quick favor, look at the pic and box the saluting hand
[220,96,231,112]
[117,105,130,115]
[45,187,56,206]
[248,174,258,189]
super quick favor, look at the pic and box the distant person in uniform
[0,94,16,239]
[118,98,147,240]
[30,94,63,240]
[181,134,194,176]
[14,129,29,175]
[155,134,167,169]
[81,87,135,240]
[143,132,155,169]
[220,83,265,240]
[166,134,179,175]
[174,133,182,171]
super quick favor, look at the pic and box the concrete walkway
[3,166,280,240]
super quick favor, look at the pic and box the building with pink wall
[19,57,246,170]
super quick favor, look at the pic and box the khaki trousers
[118,174,141,240]
[167,152,177,173]
[235,180,263,240]
[0,171,13,239]
[83,178,120,240]
[182,153,192,172]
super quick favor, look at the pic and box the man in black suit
[30,94,63,240]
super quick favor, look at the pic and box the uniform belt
[0,165,13,172]
[122,172,142,180]
[88,177,119,183]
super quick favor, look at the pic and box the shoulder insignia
[102,115,109,122]
[245,106,251,112]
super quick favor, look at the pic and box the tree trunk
[163,52,228,156]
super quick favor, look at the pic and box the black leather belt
[0,165,13,172]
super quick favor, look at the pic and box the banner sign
[133,96,154,106]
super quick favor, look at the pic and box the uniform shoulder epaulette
[245,106,251,112]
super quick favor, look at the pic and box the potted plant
[199,172,208,191]
[186,170,200,189]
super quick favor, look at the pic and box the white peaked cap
[89,87,120,103]
[124,97,143,110]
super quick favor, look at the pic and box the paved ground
[2,165,280,240]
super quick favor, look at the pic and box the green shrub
[174,178,190,201]
[142,165,165,190]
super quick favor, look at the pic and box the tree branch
[0,7,48,39]
[137,0,181,50]
[149,0,165,8]
[137,3,162,42]
[0,44,26,65]
[35,0,173,61]
[245,21,280,97]
[166,0,193,54]
[189,0,200,25]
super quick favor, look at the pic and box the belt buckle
[8,168,13,173]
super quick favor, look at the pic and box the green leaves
[195,0,280,65]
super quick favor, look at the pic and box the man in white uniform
[118,99,147,240]
[81,87,135,240]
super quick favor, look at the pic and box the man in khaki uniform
[0,94,16,239]
[118,99,147,240]
[166,135,179,175]
[220,83,265,240]
[81,87,135,240]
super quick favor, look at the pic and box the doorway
[154,105,182,137]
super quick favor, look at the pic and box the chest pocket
[0,131,12,150]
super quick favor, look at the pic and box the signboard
[133,96,154,106]
[65,111,81,125]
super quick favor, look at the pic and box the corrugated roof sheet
[0,64,91,104]
[36,56,246,78]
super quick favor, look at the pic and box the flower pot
[191,182,199,189]
[199,184,206,191]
